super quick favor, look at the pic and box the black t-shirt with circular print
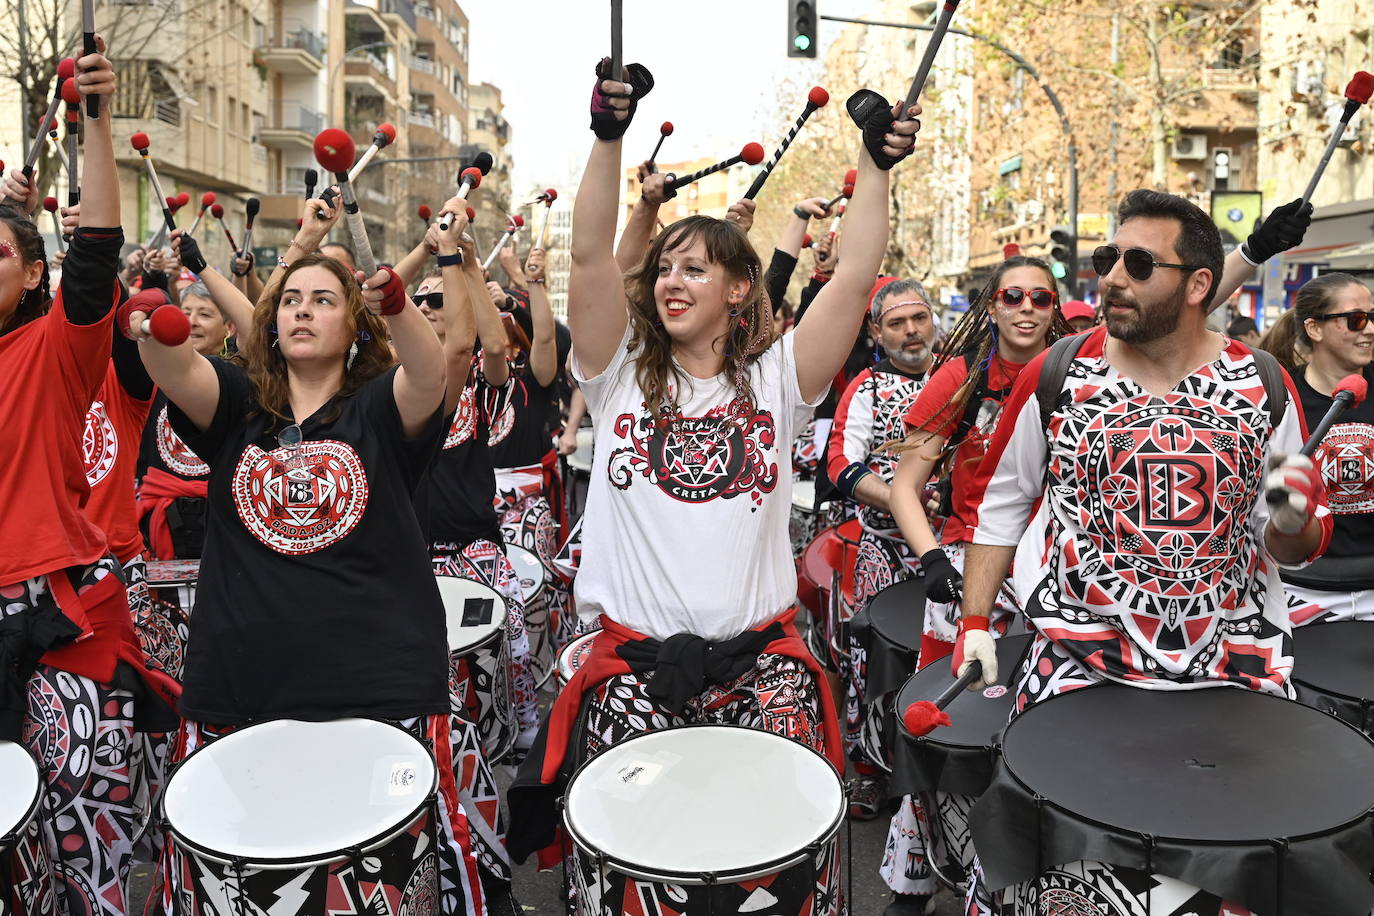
[168,358,448,725]
[1292,365,1374,559]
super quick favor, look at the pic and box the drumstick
[1300,72,1374,207]
[533,189,557,250]
[43,197,64,253]
[903,0,962,109]
[744,86,830,200]
[81,0,99,119]
[186,191,216,237]
[1300,374,1367,457]
[313,127,378,276]
[481,215,524,272]
[347,122,396,184]
[663,143,765,193]
[901,661,983,737]
[609,0,623,79]
[646,121,672,174]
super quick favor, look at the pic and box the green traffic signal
[793,34,812,51]
[1051,261,1068,279]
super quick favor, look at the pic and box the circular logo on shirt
[231,439,369,555]
[82,401,118,487]
[1316,421,1374,514]
[488,401,514,446]
[156,406,209,477]
[444,386,478,449]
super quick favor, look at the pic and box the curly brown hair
[238,253,394,425]
[624,215,773,425]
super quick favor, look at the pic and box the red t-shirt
[81,361,154,564]
[0,288,120,583]
[902,352,1027,544]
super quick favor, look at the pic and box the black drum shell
[1293,620,1374,734]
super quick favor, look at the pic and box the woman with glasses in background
[1260,273,1374,624]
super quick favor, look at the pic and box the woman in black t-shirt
[129,250,488,915]
[1260,272,1374,623]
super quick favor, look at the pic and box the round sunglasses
[1092,245,1203,282]
[996,287,1058,310]
[1315,309,1374,332]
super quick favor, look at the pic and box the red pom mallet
[744,86,831,200]
[187,191,216,237]
[347,122,397,183]
[533,187,558,250]
[828,200,848,237]
[647,121,674,174]
[210,203,237,252]
[900,660,986,738]
[313,127,378,276]
[147,303,191,346]
[43,196,65,254]
[23,69,73,180]
[466,206,476,222]
[664,142,765,193]
[417,204,432,224]
[130,131,180,235]
[826,170,858,210]
[481,214,525,272]
[437,167,483,231]
[1300,71,1374,207]
[62,79,82,207]
[801,233,814,249]
[1299,373,1369,457]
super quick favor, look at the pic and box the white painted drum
[439,576,508,654]
[556,630,599,689]
[163,719,436,865]
[567,428,594,474]
[0,741,40,837]
[0,741,52,916]
[505,545,547,607]
[792,479,820,513]
[438,575,515,759]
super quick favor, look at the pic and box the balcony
[415,3,436,20]
[345,2,389,36]
[257,20,325,75]
[258,105,324,151]
[409,55,435,76]
[345,55,397,103]
[381,0,416,31]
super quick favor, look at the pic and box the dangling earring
[347,341,358,370]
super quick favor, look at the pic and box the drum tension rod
[1138,833,1156,916]
[1032,794,1047,878]
[1269,837,1288,916]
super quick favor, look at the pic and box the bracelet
[792,205,812,220]
[289,239,316,254]
[528,278,546,285]
[437,252,463,267]
[277,256,290,269]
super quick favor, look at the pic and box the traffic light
[789,0,817,58]
[1212,148,1231,191]
[1048,225,1074,281]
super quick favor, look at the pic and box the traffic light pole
[821,13,1081,295]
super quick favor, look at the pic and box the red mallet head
[1346,72,1374,105]
[175,191,191,208]
[1003,242,1022,259]
[544,188,558,203]
[200,191,216,208]
[61,79,81,107]
[802,233,813,248]
[808,86,830,108]
[57,58,76,80]
[43,196,59,213]
[660,121,674,136]
[511,214,525,229]
[902,700,952,738]
[842,183,855,199]
[148,304,191,346]
[844,168,858,185]
[313,128,357,174]
[130,132,151,153]
[465,206,476,221]
[1336,373,1369,407]
[417,204,432,221]
[740,143,765,166]
[375,122,397,146]
[460,167,483,189]
[211,204,224,219]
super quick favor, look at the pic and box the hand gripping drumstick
[437,167,484,232]
[186,192,216,237]
[533,189,557,250]
[347,122,396,184]
[313,128,378,276]
[43,197,64,253]
[664,143,766,193]
[63,80,81,208]
[130,132,182,235]
[646,122,673,174]
[744,87,830,200]
[210,204,237,253]
[80,0,99,119]
[122,289,191,346]
[1301,374,1367,459]
[902,660,984,737]
[1300,72,1374,207]
[481,215,525,272]
[239,197,260,260]
[147,192,189,248]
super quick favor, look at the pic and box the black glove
[920,548,963,605]
[846,89,912,171]
[177,233,207,275]
[1242,198,1312,265]
[590,58,654,141]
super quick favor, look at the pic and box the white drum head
[565,726,844,881]
[0,741,40,835]
[557,631,598,684]
[164,719,436,864]
[438,576,508,653]
[505,546,547,603]
[792,479,818,512]
[568,428,594,473]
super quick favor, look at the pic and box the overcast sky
[466,0,881,192]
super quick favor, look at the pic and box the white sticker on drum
[614,760,663,786]
[601,750,681,801]
[371,756,420,804]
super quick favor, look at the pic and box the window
[207,85,219,125]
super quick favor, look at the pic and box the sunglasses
[413,292,444,310]
[1092,245,1203,282]
[996,287,1058,310]
[1316,309,1374,332]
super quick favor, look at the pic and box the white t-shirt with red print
[965,328,1331,697]
[573,327,824,642]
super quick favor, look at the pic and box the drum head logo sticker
[156,405,210,477]
[82,400,118,487]
[232,439,369,555]
[982,685,1007,699]
[444,385,478,449]
[607,399,779,507]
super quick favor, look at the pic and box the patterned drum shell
[439,576,515,760]
[506,544,554,687]
[555,630,599,690]
[162,719,440,916]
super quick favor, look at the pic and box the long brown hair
[625,216,772,425]
[0,204,51,337]
[239,253,393,424]
[890,255,1070,470]
[1257,272,1365,371]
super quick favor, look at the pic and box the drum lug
[1269,837,1289,916]
[345,845,364,863]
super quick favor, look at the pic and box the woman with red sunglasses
[1260,273,1374,624]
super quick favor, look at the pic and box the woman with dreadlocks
[875,255,1070,914]
[506,60,919,872]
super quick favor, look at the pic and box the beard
[1105,281,1187,345]
[887,338,931,371]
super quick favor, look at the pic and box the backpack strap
[949,350,985,446]
[1248,346,1288,431]
[1036,333,1091,433]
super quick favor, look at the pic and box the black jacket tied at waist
[615,622,786,715]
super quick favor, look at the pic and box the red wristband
[811,271,832,285]
[958,615,990,634]
[374,264,406,316]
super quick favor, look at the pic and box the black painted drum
[1292,620,1374,733]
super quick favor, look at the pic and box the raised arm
[394,235,435,288]
[525,246,557,387]
[465,261,509,389]
[615,164,669,272]
[360,268,445,438]
[130,310,221,431]
[792,99,920,402]
[173,229,255,341]
[1208,198,1313,313]
[75,39,118,231]
[428,211,475,416]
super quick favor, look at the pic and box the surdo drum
[789,479,830,559]
[439,576,516,760]
[564,726,846,916]
[505,544,554,687]
[970,683,1374,915]
[555,630,598,691]
[162,719,439,916]
[0,742,54,916]
[1292,620,1374,733]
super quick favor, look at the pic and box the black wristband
[793,205,811,220]
[437,252,463,267]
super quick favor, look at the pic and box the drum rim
[161,717,439,869]
[1291,621,1373,705]
[555,631,599,685]
[504,544,549,600]
[437,575,510,652]
[0,741,43,841]
[562,723,846,884]
[866,578,926,654]
[998,683,1374,847]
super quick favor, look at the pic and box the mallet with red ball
[1301,374,1368,458]
[43,197,64,253]
[481,214,524,272]
[313,128,379,276]
[745,87,830,200]
[646,121,672,174]
[901,661,985,737]
[120,288,191,346]
[825,168,858,210]
[664,143,765,193]
[210,204,237,252]
[417,204,431,225]
[130,131,183,235]
[21,61,73,183]
[63,80,81,208]
[903,0,962,109]
[147,192,189,247]
[437,167,484,232]
[1300,72,1374,207]
[533,188,557,249]
[347,122,396,184]
[186,191,216,237]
